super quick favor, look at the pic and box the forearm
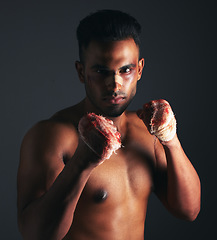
[163,135,201,220]
[19,144,98,240]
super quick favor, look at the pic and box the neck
[108,114,126,132]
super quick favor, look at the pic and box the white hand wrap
[78,113,122,160]
[139,99,177,142]
[150,109,177,142]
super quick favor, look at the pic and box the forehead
[83,39,140,66]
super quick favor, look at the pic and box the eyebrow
[91,63,136,71]
[91,64,109,70]
[119,64,136,70]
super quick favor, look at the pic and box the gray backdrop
[1,0,216,239]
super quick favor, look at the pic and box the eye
[125,68,131,73]
[120,67,132,74]
[96,68,109,75]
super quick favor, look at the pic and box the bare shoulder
[20,102,85,165]
[20,119,78,163]
[17,107,81,215]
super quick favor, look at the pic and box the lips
[103,96,125,104]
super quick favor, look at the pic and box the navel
[93,189,108,203]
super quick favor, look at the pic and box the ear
[137,58,145,81]
[75,61,85,83]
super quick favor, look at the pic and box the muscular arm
[17,121,99,240]
[137,99,201,221]
[154,134,201,221]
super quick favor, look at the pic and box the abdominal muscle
[64,194,148,240]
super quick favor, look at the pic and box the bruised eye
[120,67,132,74]
[125,68,131,73]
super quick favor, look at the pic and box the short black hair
[76,9,141,62]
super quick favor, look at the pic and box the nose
[105,74,123,92]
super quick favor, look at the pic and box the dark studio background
[1,0,216,239]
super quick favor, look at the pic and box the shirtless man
[17,10,201,240]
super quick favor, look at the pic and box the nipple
[63,155,69,165]
[93,189,108,203]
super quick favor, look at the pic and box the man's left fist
[137,99,177,142]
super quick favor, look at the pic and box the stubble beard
[85,85,136,118]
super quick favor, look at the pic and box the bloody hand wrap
[78,113,122,160]
[138,99,177,142]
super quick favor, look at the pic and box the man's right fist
[78,113,122,162]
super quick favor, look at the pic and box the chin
[86,92,135,118]
[101,104,129,118]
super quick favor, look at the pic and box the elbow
[173,204,201,222]
[18,213,68,240]
[183,191,201,221]
[18,214,45,240]
[18,217,36,240]
[18,214,27,239]
[184,205,201,222]
[168,199,201,221]
[168,187,201,221]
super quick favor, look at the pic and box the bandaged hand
[78,113,122,162]
[137,99,177,142]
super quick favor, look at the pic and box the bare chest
[64,121,156,239]
[80,145,154,206]
[65,146,155,239]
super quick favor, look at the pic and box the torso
[51,104,156,240]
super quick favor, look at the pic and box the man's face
[77,39,144,117]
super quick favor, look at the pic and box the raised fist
[78,113,121,163]
[137,99,177,142]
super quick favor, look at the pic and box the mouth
[103,96,126,104]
